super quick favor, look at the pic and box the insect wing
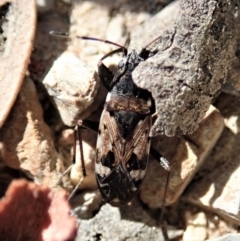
[95,108,152,203]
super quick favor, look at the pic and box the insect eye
[118,60,124,68]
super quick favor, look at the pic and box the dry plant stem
[132,0,240,137]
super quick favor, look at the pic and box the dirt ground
[0,0,240,241]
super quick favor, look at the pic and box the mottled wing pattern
[95,105,152,203]
[95,108,120,177]
[123,115,152,180]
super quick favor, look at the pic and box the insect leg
[150,147,171,241]
[65,120,86,200]
[57,124,83,186]
[68,119,101,200]
[81,119,99,132]
[98,48,125,90]
[57,120,87,200]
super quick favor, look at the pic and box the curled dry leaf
[0,179,77,241]
[0,0,36,128]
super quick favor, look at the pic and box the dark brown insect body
[51,31,171,240]
[95,50,155,203]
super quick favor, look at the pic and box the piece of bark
[0,0,36,128]
[130,0,240,137]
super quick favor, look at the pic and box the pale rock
[206,234,240,241]
[36,0,54,12]
[69,139,97,190]
[207,215,238,239]
[140,105,224,208]
[183,212,207,241]
[183,94,240,225]
[70,190,102,219]
[57,125,98,192]
[43,51,100,126]
[103,14,127,53]
[76,202,183,241]
[0,78,62,189]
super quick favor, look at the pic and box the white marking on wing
[105,92,112,102]
[95,162,111,177]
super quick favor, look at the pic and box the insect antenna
[139,35,162,60]
[49,31,128,56]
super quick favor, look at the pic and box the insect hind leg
[150,147,171,241]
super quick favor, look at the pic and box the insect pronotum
[50,30,171,239]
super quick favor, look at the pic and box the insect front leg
[150,147,171,241]
[98,47,125,90]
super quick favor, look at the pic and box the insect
[50,31,171,208]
